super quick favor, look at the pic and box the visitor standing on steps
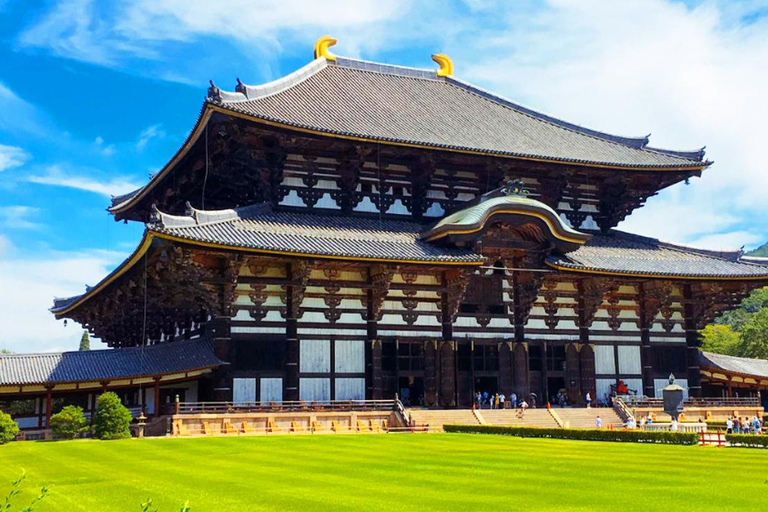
[595,415,602,429]
[585,392,591,409]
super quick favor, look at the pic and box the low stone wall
[630,406,763,422]
[171,410,401,436]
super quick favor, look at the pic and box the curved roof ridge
[149,202,273,229]
[446,76,654,152]
[214,58,329,103]
[644,146,706,161]
[612,229,745,262]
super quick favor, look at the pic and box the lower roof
[699,351,768,380]
[52,205,768,318]
[548,230,768,280]
[0,339,222,386]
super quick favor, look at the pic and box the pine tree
[79,331,90,351]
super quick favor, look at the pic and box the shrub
[443,424,699,445]
[50,405,89,439]
[726,433,768,448]
[93,392,132,440]
[0,410,19,445]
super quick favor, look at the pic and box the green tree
[0,349,11,355]
[93,392,132,440]
[700,324,740,355]
[737,308,768,359]
[78,331,90,351]
[0,410,19,444]
[50,405,89,439]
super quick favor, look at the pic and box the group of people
[726,415,763,434]
[474,391,535,410]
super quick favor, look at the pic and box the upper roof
[699,351,768,379]
[208,55,707,170]
[109,42,708,216]
[548,231,768,279]
[0,338,222,386]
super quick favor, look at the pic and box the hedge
[443,424,699,445]
[726,434,768,448]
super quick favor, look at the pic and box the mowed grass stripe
[0,434,766,511]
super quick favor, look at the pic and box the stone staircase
[481,409,559,428]
[555,408,624,429]
[406,409,479,431]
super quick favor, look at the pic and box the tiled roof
[699,351,768,379]
[548,231,768,278]
[208,56,707,169]
[0,339,222,386]
[150,203,484,264]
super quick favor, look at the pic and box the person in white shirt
[595,416,602,429]
[726,417,733,434]
[499,393,506,409]
[670,418,678,432]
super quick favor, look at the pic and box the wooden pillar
[44,386,53,428]
[510,257,529,398]
[37,397,43,429]
[565,343,581,404]
[682,284,703,397]
[424,341,437,407]
[638,283,655,397]
[153,377,161,418]
[438,341,456,407]
[576,280,596,403]
[211,315,233,401]
[369,340,383,400]
[541,342,549,404]
[285,263,300,402]
[498,342,514,397]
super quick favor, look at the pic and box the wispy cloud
[93,136,116,156]
[0,82,49,136]
[0,144,30,171]
[0,206,42,230]
[0,236,128,352]
[26,165,141,197]
[136,123,165,151]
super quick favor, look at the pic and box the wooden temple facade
[4,38,768,423]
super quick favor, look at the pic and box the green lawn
[0,433,766,511]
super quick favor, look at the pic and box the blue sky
[1,0,767,352]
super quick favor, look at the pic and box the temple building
[3,37,768,428]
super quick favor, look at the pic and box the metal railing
[615,396,760,409]
[172,399,398,415]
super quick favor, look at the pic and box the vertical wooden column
[438,341,456,407]
[153,377,161,418]
[44,386,53,428]
[424,341,437,406]
[565,343,581,404]
[682,284,703,397]
[498,342,514,397]
[638,283,655,397]
[576,279,596,404]
[510,257,528,397]
[369,340,383,400]
[541,342,549,403]
[285,263,300,402]
[210,315,233,401]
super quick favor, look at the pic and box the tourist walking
[595,415,602,429]
[585,392,591,409]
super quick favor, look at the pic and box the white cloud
[26,165,141,197]
[451,0,768,247]
[17,0,410,75]
[0,206,41,230]
[0,240,127,353]
[0,144,30,171]
[94,136,116,156]
[0,82,49,136]
[136,124,166,151]
[686,231,766,252]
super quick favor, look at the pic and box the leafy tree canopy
[704,286,768,359]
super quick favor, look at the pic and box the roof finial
[314,35,337,62]
[431,53,454,77]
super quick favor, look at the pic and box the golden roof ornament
[431,53,454,77]
[314,35,337,61]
